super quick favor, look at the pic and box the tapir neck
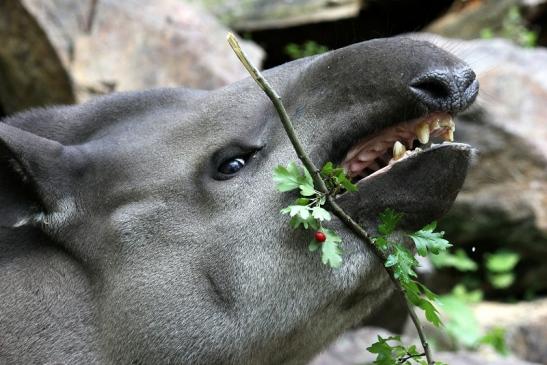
[0,227,103,364]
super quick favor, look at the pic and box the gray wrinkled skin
[0,37,475,365]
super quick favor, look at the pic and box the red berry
[314,231,326,243]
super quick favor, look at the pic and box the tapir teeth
[393,141,406,160]
[415,122,430,144]
[439,115,455,131]
[442,129,454,142]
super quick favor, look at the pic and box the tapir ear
[0,123,81,227]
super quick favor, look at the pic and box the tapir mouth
[334,111,473,230]
[341,112,456,183]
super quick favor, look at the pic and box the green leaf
[273,162,314,193]
[420,299,442,327]
[289,215,319,230]
[438,293,482,346]
[367,336,400,365]
[320,162,334,175]
[367,335,426,365]
[409,222,451,257]
[372,236,389,251]
[336,172,358,192]
[311,207,331,221]
[385,244,417,283]
[451,284,483,304]
[480,327,509,356]
[303,166,314,187]
[281,205,310,220]
[488,272,515,289]
[320,162,357,192]
[321,241,342,268]
[299,183,316,196]
[308,240,320,252]
[402,280,442,327]
[430,249,478,271]
[320,229,343,268]
[485,250,520,273]
[416,281,439,301]
[273,163,301,192]
[295,198,310,205]
[402,280,421,306]
[378,208,403,235]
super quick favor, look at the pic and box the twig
[227,33,435,365]
[398,351,426,364]
[227,34,328,195]
[405,299,433,363]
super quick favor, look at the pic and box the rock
[185,0,363,31]
[404,299,547,364]
[425,0,547,42]
[474,299,547,364]
[309,327,392,365]
[435,351,540,365]
[309,326,540,365]
[0,0,75,115]
[408,34,547,294]
[0,0,264,113]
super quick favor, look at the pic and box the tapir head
[0,37,477,364]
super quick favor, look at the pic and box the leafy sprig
[373,209,453,329]
[367,335,447,365]
[274,162,356,268]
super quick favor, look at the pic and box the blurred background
[0,0,546,364]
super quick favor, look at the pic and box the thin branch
[405,298,434,363]
[398,351,426,364]
[227,33,329,195]
[227,33,434,365]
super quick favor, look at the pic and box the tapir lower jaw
[335,143,474,231]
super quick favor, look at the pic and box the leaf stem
[227,33,435,365]
[398,351,426,364]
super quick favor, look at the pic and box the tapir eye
[212,144,262,180]
[218,157,246,175]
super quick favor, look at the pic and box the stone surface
[0,0,75,115]
[310,326,540,365]
[425,0,546,41]
[185,0,363,31]
[0,0,264,112]
[474,299,547,364]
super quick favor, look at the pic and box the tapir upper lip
[334,143,473,230]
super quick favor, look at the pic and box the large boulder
[184,0,363,31]
[310,326,540,365]
[0,0,264,114]
[474,299,547,364]
[425,0,546,44]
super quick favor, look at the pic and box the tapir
[0,36,478,364]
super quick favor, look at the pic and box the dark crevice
[244,0,454,68]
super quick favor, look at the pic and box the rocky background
[1,1,546,364]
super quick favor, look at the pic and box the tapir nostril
[410,68,478,113]
[410,77,452,100]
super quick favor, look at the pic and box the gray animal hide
[0,36,477,364]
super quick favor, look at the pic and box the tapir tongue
[334,143,474,232]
